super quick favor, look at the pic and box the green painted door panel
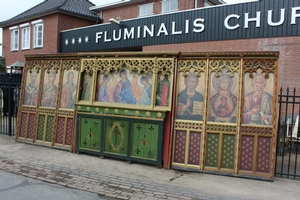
[104,119,128,155]
[131,122,159,160]
[79,117,101,151]
[221,134,235,169]
[206,133,219,167]
[36,115,45,141]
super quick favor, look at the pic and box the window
[204,1,213,7]
[139,3,154,17]
[32,19,44,48]
[20,23,30,50]
[162,0,178,13]
[9,26,19,51]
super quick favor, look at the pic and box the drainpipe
[195,0,197,8]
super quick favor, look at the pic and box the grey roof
[0,0,100,27]
[9,61,24,68]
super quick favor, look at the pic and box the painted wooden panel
[173,131,187,164]
[45,116,54,142]
[65,118,73,146]
[19,113,27,137]
[56,117,65,144]
[206,134,219,167]
[221,135,235,169]
[79,117,101,151]
[131,122,159,160]
[36,115,45,141]
[27,114,36,139]
[240,136,254,171]
[104,119,128,155]
[256,137,271,173]
[188,132,201,165]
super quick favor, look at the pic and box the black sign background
[60,0,300,53]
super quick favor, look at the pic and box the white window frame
[31,19,44,48]
[20,23,30,50]
[139,3,154,17]
[161,0,178,13]
[9,26,19,51]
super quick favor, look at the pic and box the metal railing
[0,73,22,137]
[276,87,300,179]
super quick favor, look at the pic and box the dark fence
[0,73,22,137]
[276,87,300,179]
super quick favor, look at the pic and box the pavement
[0,135,299,200]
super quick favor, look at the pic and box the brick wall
[2,14,94,66]
[101,0,199,23]
[143,36,300,89]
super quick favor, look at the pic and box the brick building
[0,0,101,67]
[2,0,300,180]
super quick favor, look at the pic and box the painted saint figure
[156,74,170,106]
[210,74,237,123]
[60,71,77,109]
[96,74,111,102]
[139,76,152,105]
[24,70,39,106]
[113,70,136,104]
[243,74,272,125]
[81,72,92,101]
[41,71,58,107]
[177,73,203,121]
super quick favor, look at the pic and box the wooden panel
[56,117,65,144]
[206,133,219,168]
[173,131,187,164]
[79,117,101,151]
[188,132,201,165]
[19,113,27,138]
[45,116,54,142]
[221,134,235,169]
[36,115,45,141]
[131,122,159,160]
[27,114,36,139]
[104,119,128,155]
[240,136,254,171]
[256,137,271,173]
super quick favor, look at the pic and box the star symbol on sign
[78,37,82,44]
[71,37,76,45]
[65,38,69,46]
[84,35,89,43]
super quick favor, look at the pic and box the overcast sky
[0,0,257,55]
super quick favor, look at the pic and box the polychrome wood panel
[173,131,187,164]
[131,122,159,160]
[79,117,101,151]
[240,136,254,171]
[206,133,219,168]
[36,115,45,141]
[19,113,27,138]
[104,119,128,155]
[221,135,235,169]
[56,117,65,144]
[45,116,54,142]
[27,114,36,139]
[65,118,74,146]
[256,137,271,173]
[188,132,201,165]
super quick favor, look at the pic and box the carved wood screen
[16,55,80,150]
[172,53,279,180]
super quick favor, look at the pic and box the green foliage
[0,56,6,73]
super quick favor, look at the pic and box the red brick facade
[143,36,299,89]
[2,13,95,66]
[101,0,205,23]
